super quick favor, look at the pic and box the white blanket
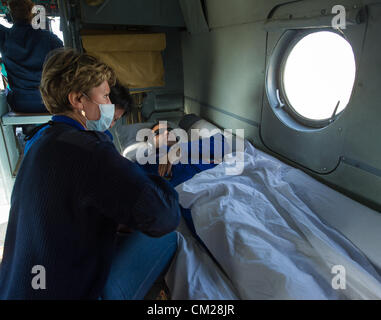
[168,142,381,300]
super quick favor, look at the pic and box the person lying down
[139,122,231,186]
[119,122,231,240]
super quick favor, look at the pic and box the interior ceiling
[0,0,60,16]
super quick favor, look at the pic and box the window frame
[268,28,356,130]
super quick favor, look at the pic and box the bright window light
[0,16,13,59]
[49,17,64,43]
[0,16,13,28]
[283,31,356,121]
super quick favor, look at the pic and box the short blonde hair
[40,48,116,114]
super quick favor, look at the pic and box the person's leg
[101,231,178,300]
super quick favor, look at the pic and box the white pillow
[117,121,177,162]
[116,122,156,150]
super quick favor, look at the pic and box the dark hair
[151,122,174,133]
[110,81,132,114]
[8,0,34,24]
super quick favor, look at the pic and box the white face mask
[83,94,115,132]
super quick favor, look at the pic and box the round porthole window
[280,31,356,126]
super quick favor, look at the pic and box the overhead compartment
[82,33,166,90]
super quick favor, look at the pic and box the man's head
[150,122,177,148]
[8,0,34,24]
[109,82,132,128]
[40,48,116,123]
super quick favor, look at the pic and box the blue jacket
[0,22,63,112]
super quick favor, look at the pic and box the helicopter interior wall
[181,0,381,212]
[63,0,185,121]
[79,0,185,27]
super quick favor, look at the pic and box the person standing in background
[0,0,63,113]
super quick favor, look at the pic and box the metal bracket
[276,89,285,108]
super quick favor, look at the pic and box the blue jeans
[100,231,178,300]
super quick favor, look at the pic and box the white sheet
[165,229,239,300]
[170,141,381,300]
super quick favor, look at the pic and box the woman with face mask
[0,48,180,300]
[23,81,131,155]
[82,92,116,132]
